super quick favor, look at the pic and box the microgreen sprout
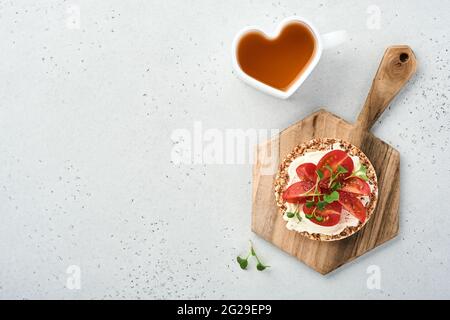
[323,190,339,203]
[305,201,315,208]
[286,204,301,221]
[316,169,324,180]
[237,241,270,272]
[236,255,249,270]
[331,181,341,192]
[303,164,345,220]
[328,165,348,188]
[349,164,369,181]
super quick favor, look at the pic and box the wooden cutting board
[252,45,417,274]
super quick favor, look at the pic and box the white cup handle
[321,30,347,49]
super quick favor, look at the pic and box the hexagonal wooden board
[252,46,417,274]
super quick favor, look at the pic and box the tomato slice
[296,163,317,183]
[341,177,371,196]
[312,213,341,227]
[316,150,354,179]
[338,191,366,223]
[303,201,342,226]
[282,181,314,203]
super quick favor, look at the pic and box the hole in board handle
[399,53,409,63]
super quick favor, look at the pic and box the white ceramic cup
[232,16,347,99]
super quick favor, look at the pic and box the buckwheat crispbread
[274,138,378,241]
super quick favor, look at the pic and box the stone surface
[0,0,449,299]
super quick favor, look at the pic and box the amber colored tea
[237,21,317,92]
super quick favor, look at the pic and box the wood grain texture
[252,46,416,274]
[356,46,417,131]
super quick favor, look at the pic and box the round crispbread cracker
[274,138,378,241]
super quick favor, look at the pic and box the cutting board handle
[356,45,417,131]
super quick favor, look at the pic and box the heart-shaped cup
[232,17,346,99]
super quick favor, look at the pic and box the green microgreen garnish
[286,204,302,221]
[323,190,339,203]
[327,165,348,188]
[313,191,340,212]
[316,169,324,180]
[291,157,366,224]
[315,215,324,222]
[350,164,369,181]
[337,165,348,174]
[305,201,315,208]
[331,181,341,192]
[236,255,249,270]
[256,263,268,271]
[237,241,270,272]
[316,201,327,211]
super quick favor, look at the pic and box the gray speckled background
[0,0,449,299]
